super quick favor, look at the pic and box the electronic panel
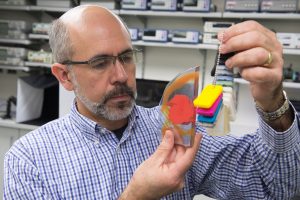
[0,46,27,66]
[80,0,116,9]
[150,0,179,11]
[171,30,201,44]
[36,0,75,7]
[0,20,30,31]
[204,21,234,33]
[27,50,53,64]
[225,0,260,12]
[261,0,298,12]
[203,32,219,44]
[121,0,149,10]
[142,29,168,42]
[32,23,51,35]
[0,0,31,5]
[277,33,300,49]
[128,28,140,41]
[182,0,211,12]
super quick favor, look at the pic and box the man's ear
[51,63,74,91]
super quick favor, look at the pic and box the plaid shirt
[4,102,300,200]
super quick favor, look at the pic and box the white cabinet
[0,121,37,198]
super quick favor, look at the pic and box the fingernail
[164,131,170,142]
[225,59,232,68]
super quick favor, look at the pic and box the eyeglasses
[61,49,142,70]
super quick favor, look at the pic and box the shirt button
[94,140,99,145]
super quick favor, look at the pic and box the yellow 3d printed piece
[193,84,223,109]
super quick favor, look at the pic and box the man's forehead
[60,5,116,26]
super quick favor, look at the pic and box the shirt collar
[69,100,139,142]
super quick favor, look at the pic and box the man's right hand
[119,130,202,200]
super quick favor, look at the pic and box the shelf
[222,12,300,20]
[0,5,31,11]
[0,119,38,130]
[0,5,119,13]
[119,10,222,18]
[0,38,32,45]
[24,62,52,68]
[0,65,30,72]
[132,41,218,50]
[28,33,49,40]
[234,78,300,89]
[0,5,70,12]
[1,5,300,20]
[29,5,71,12]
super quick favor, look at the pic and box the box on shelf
[0,20,31,31]
[36,0,78,8]
[277,32,300,49]
[0,0,33,5]
[142,29,168,42]
[261,0,298,13]
[80,0,116,9]
[27,50,53,64]
[150,0,179,11]
[181,0,212,12]
[32,23,51,35]
[121,0,149,10]
[170,30,202,44]
[0,46,27,66]
[224,0,260,12]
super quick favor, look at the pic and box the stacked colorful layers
[193,84,223,126]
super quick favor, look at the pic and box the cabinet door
[0,126,19,198]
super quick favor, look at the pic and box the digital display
[144,30,156,37]
[213,23,232,28]
[183,0,198,6]
[173,32,187,38]
[151,0,165,6]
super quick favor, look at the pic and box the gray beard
[75,90,136,120]
[71,73,136,121]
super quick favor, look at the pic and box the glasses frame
[61,49,143,68]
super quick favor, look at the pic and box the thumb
[152,130,174,164]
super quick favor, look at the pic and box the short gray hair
[48,19,73,63]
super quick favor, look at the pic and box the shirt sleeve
[189,104,300,199]
[4,140,51,200]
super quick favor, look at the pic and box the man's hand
[219,20,294,130]
[218,20,283,107]
[119,130,202,200]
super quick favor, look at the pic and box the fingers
[219,20,273,44]
[225,47,273,69]
[216,20,284,90]
[152,130,175,164]
[220,30,272,54]
[175,133,203,172]
[217,21,282,69]
[239,66,282,84]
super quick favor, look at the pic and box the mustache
[103,84,135,103]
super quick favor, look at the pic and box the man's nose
[110,58,128,83]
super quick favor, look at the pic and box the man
[4,5,300,200]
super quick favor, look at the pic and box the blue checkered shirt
[4,102,300,199]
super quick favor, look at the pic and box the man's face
[67,12,137,121]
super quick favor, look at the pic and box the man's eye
[92,59,111,69]
[121,53,134,64]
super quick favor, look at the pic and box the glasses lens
[119,50,142,66]
[90,57,113,69]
